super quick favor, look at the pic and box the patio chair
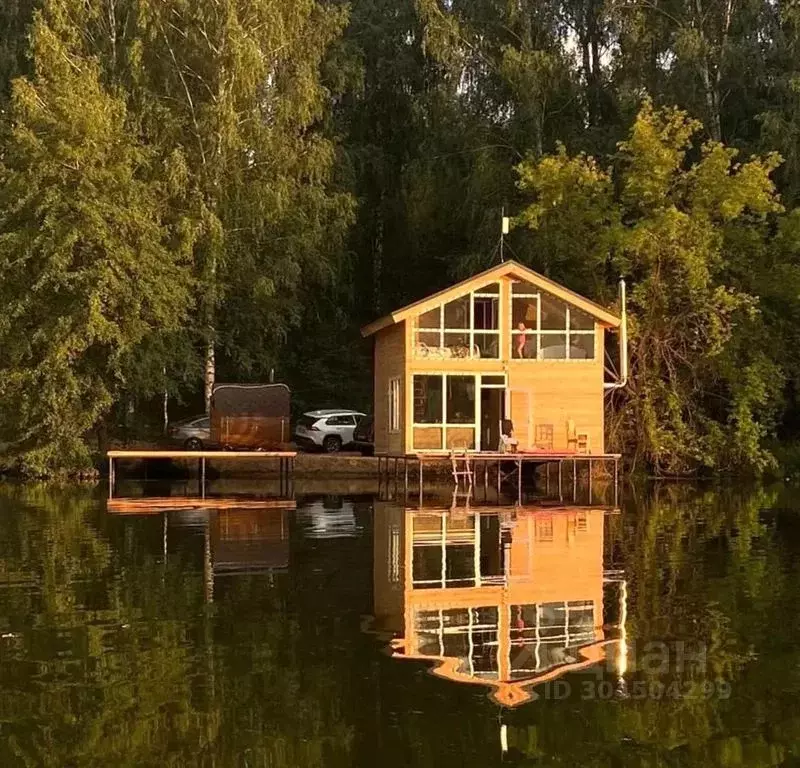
[566,420,590,453]
[534,424,554,451]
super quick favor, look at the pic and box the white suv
[293,409,366,453]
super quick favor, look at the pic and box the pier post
[108,457,115,500]
[558,461,563,501]
[573,459,577,502]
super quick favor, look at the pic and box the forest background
[2,0,800,477]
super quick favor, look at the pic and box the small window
[512,280,538,295]
[444,296,470,328]
[569,333,595,359]
[570,307,594,330]
[418,306,441,329]
[389,378,401,432]
[473,296,499,330]
[540,294,567,330]
[540,335,567,359]
[195,417,210,428]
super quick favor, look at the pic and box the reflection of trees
[0,485,356,767]
[2,483,797,766]
[497,483,800,766]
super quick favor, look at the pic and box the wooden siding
[374,321,406,454]
[507,326,606,453]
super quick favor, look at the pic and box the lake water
[0,481,798,766]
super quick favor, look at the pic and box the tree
[0,7,192,476]
[516,100,786,474]
[124,0,354,409]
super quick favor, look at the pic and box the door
[480,387,505,451]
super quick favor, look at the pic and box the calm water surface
[0,482,799,766]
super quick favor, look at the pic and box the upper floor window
[511,282,595,360]
[414,283,500,359]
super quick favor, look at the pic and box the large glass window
[511,283,596,361]
[412,374,478,450]
[413,283,500,359]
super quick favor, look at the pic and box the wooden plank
[108,497,297,514]
[106,450,297,459]
[374,451,621,460]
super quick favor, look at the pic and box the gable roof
[361,260,620,337]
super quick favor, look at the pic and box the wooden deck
[106,449,296,500]
[376,450,621,507]
[106,450,296,459]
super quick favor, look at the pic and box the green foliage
[0,11,192,476]
[0,0,353,473]
[4,0,800,473]
[516,101,788,474]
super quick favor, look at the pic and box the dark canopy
[211,383,291,417]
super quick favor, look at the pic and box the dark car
[168,415,211,450]
[352,415,374,456]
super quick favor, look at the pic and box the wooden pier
[106,450,296,500]
[376,451,621,507]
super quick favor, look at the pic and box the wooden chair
[566,420,590,454]
[535,424,554,451]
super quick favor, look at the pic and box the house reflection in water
[372,503,625,706]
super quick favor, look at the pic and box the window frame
[413,283,501,360]
[389,377,401,433]
[412,373,479,450]
[510,288,596,362]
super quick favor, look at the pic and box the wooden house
[361,260,623,455]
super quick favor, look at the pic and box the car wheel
[323,435,342,453]
[184,437,203,451]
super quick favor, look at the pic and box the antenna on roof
[500,207,510,263]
